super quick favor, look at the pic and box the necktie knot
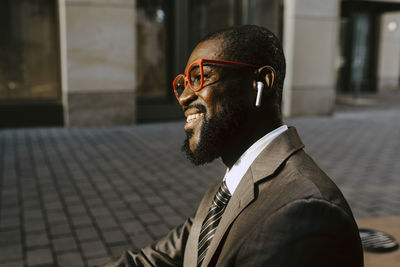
[212,180,231,207]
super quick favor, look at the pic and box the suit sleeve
[235,199,363,267]
[101,217,193,267]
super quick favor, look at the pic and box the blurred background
[0,0,399,128]
[1,0,400,266]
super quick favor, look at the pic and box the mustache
[183,104,207,114]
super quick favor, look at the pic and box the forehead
[185,39,225,72]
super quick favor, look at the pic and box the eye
[190,74,201,84]
[202,66,217,82]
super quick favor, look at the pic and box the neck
[221,120,281,169]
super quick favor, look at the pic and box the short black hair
[199,25,286,121]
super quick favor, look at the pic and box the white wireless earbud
[255,81,264,107]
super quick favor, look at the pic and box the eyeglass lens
[174,75,186,97]
[174,62,203,98]
[188,63,202,90]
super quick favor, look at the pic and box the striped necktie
[197,180,231,267]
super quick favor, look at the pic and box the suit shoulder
[263,149,352,214]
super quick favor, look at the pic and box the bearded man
[103,25,363,267]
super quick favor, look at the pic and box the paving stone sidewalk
[1,107,400,266]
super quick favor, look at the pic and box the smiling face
[178,39,254,165]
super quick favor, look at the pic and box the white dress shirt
[224,125,288,195]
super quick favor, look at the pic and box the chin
[181,100,248,166]
[182,132,219,166]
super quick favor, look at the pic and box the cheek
[197,86,225,117]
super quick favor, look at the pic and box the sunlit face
[178,39,253,165]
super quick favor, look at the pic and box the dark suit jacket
[103,127,364,267]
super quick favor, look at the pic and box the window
[0,0,61,101]
[136,0,172,100]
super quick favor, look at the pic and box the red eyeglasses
[172,58,258,100]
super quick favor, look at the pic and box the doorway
[338,0,400,95]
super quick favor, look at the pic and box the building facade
[1,0,399,127]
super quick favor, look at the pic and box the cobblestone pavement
[1,106,400,266]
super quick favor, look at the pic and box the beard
[182,99,250,166]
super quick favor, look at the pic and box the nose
[178,84,197,107]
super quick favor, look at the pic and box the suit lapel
[201,169,255,267]
[184,177,221,267]
[201,127,304,267]
[250,127,304,183]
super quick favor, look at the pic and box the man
[104,25,363,267]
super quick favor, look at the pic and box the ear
[257,66,275,89]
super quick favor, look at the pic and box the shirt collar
[224,125,288,194]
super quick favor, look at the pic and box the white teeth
[186,113,203,123]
